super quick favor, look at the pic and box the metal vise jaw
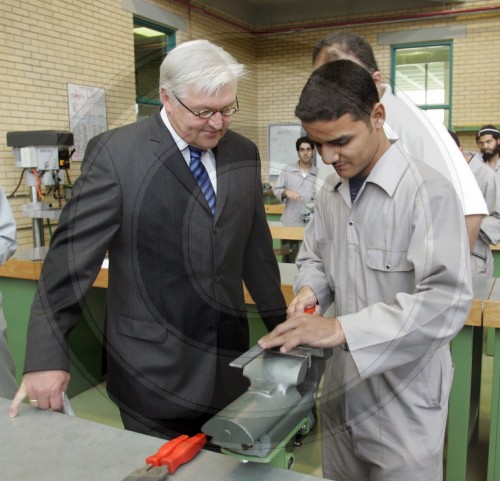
[202,345,331,459]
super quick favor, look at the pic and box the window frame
[390,40,454,128]
[133,17,176,116]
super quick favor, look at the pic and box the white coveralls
[0,185,17,399]
[381,84,487,219]
[468,154,500,276]
[295,141,472,481]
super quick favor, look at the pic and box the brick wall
[1,0,136,247]
[1,0,499,248]
[253,3,500,162]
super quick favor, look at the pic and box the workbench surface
[0,398,321,481]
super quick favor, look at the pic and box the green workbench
[445,276,495,481]
[0,261,272,399]
[483,279,500,481]
[2,258,490,480]
[0,276,107,397]
[486,249,500,355]
[265,202,289,261]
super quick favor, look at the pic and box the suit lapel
[213,135,231,222]
[148,110,216,215]
[148,110,234,219]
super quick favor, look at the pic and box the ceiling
[195,0,468,29]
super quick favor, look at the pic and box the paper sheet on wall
[68,83,107,161]
[268,123,303,177]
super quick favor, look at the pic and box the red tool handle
[146,435,189,467]
[162,433,207,474]
[305,306,316,314]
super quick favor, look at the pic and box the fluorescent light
[134,27,164,38]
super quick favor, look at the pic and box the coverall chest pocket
[365,248,414,303]
[317,239,337,291]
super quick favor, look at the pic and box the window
[133,18,175,120]
[391,42,452,127]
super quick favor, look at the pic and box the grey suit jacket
[24,109,286,418]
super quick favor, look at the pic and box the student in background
[273,136,318,262]
[473,125,500,173]
[449,129,500,276]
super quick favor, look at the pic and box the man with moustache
[475,124,500,172]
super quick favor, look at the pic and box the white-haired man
[10,40,286,442]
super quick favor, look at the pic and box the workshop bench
[483,279,500,480]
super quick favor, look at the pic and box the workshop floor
[69,351,493,480]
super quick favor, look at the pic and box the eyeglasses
[174,95,239,119]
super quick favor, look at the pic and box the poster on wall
[268,123,305,178]
[67,83,107,161]
[267,123,319,180]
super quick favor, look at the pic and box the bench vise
[202,344,331,467]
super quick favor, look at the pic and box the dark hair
[448,129,460,148]
[295,60,379,124]
[476,124,500,141]
[296,136,315,151]
[312,32,379,73]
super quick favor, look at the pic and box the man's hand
[258,311,346,354]
[284,189,300,200]
[465,213,483,253]
[287,285,318,316]
[9,370,70,417]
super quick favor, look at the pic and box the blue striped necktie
[188,146,216,215]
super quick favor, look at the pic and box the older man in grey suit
[9,40,286,440]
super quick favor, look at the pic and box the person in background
[9,40,287,442]
[259,60,471,481]
[473,125,500,173]
[312,31,487,252]
[273,136,318,262]
[449,129,500,276]
[0,185,18,399]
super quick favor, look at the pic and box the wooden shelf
[264,204,285,215]
[0,258,109,289]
